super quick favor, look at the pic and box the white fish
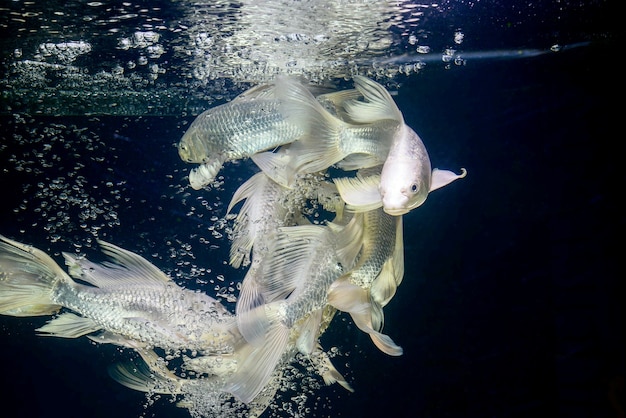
[256,75,466,214]
[0,235,237,354]
[224,219,365,403]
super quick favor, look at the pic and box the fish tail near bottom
[225,302,290,404]
[0,235,70,317]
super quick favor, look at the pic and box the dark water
[0,3,622,418]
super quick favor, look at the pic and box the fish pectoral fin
[188,158,225,190]
[36,312,101,338]
[87,331,144,348]
[225,303,290,404]
[327,277,370,314]
[343,75,404,123]
[429,167,467,192]
[251,150,295,187]
[333,175,383,212]
[109,356,185,395]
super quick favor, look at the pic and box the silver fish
[178,83,304,190]
[224,218,365,403]
[257,75,466,214]
[227,170,344,344]
[0,235,237,354]
[178,82,363,190]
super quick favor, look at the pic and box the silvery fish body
[225,218,363,403]
[0,235,237,354]
[178,84,305,189]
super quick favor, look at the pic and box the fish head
[177,122,211,163]
[379,126,432,216]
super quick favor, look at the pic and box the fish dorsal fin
[232,83,277,102]
[65,241,171,288]
[430,167,467,192]
[316,88,363,123]
[343,75,404,124]
[333,174,383,212]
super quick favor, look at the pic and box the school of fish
[0,75,466,417]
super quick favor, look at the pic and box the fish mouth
[382,206,409,216]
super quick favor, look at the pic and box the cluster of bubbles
[1,0,472,116]
[1,110,355,416]
[3,116,124,246]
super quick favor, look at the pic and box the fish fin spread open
[274,76,348,176]
[333,174,383,212]
[227,172,275,268]
[236,266,269,346]
[311,344,354,392]
[327,278,402,356]
[62,240,171,289]
[36,312,101,338]
[0,235,68,316]
[258,225,328,302]
[188,157,226,190]
[336,153,383,171]
[430,167,467,192]
[225,302,290,404]
[250,149,295,187]
[109,353,188,395]
[343,75,404,124]
[316,88,363,123]
[227,171,266,215]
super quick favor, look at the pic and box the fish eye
[410,183,418,193]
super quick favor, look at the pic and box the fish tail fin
[274,76,348,174]
[311,344,354,392]
[225,302,290,404]
[328,278,403,357]
[0,235,70,317]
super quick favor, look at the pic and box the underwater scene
[0,1,622,417]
